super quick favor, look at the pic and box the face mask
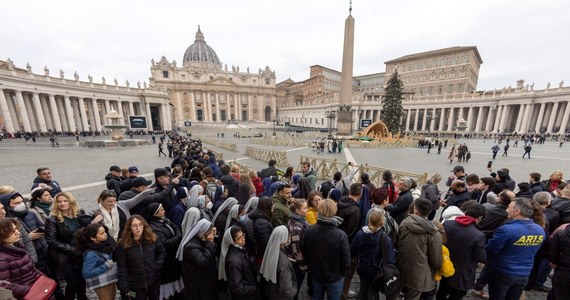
[206,202,213,210]
[239,215,247,222]
[13,203,28,214]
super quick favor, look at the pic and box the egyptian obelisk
[336,2,355,136]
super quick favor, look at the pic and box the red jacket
[0,244,41,298]
[252,177,264,196]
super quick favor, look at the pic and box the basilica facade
[149,27,277,126]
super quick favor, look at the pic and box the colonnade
[398,101,570,134]
[0,88,171,133]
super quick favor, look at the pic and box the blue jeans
[535,258,551,287]
[488,270,528,300]
[312,278,344,300]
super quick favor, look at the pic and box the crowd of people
[0,133,569,300]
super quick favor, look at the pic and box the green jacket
[271,194,291,228]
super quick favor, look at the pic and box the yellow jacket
[306,207,318,225]
[435,245,455,281]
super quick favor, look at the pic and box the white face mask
[13,203,27,213]
[206,202,213,210]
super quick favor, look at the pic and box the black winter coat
[447,189,471,208]
[105,173,122,196]
[303,219,351,284]
[386,189,413,224]
[478,203,508,240]
[148,218,182,284]
[182,237,219,300]
[335,197,361,244]
[551,197,570,224]
[116,239,166,293]
[548,225,570,281]
[119,186,174,217]
[248,208,273,259]
[442,218,486,291]
[226,245,258,300]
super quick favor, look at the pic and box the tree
[380,71,404,135]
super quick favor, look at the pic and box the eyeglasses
[131,224,144,229]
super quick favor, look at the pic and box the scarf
[260,225,289,283]
[317,215,343,227]
[34,201,52,215]
[98,203,120,240]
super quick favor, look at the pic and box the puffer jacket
[548,225,570,281]
[105,173,122,196]
[148,218,182,284]
[0,244,41,298]
[248,208,273,259]
[116,239,166,293]
[336,197,361,244]
[226,245,258,300]
[386,189,413,224]
[397,214,443,292]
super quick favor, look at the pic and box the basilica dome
[183,26,221,67]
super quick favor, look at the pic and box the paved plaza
[0,126,562,299]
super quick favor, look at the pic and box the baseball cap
[133,177,152,188]
[128,166,139,173]
[450,165,465,173]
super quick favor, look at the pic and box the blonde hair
[51,192,81,223]
[317,198,337,218]
[240,172,255,192]
[0,186,16,195]
[367,209,385,232]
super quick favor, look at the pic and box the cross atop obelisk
[336,1,355,135]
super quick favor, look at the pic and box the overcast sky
[2,0,568,91]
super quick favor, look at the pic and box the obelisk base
[336,111,353,136]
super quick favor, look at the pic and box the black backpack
[369,233,401,298]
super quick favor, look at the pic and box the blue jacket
[486,219,545,277]
[350,228,396,281]
[83,251,112,278]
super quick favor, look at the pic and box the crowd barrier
[244,146,290,167]
[196,136,238,152]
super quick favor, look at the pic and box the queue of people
[0,132,569,300]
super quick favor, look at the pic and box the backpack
[385,181,399,204]
[338,180,349,197]
[203,179,219,200]
[369,233,401,298]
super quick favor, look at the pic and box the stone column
[40,95,53,131]
[175,92,182,124]
[204,93,210,122]
[145,103,152,130]
[0,89,15,133]
[405,109,411,131]
[485,107,494,132]
[514,104,525,133]
[447,107,455,131]
[466,107,474,132]
[421,109,427,131]
[161,104,168,130]
[438,108,446,131]
[499,105,509,133]
[15,90,32,132]
[48,94,63,132]
[78,98,89,131]
[117,101,125,125]
[215,93,221,122]
[72,99,82,131]
[492,105,503,132]
[166,103,173,130]
[128,102,135,117]
[413,109,420,131]
[189,91,196,121]
[474,106,484,132]
[23,94,38,131]
[534,103,546,132]
[92,99,102,132]
[558,101,570,134]
[31,92,47,132]
[104,100,111,116]
[519,104,533,133]
[258,94,264,121]
[546,102,559,133]
[63,95,76,132]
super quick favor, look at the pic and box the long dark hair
[118,215,156,249]
[75,223,106,251]
[257,196,273,222]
